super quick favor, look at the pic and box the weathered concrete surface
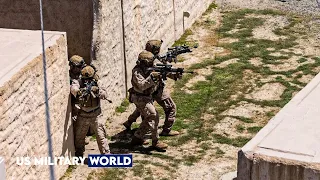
[93,0,215,117]
[0,157,5,180]
[0,29,73,180]
[0,0,93,61]
[237,72,320,179]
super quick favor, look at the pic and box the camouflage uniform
[124,40,179,136]
[130,51,168,150]
[69,55,95,144]
[69,55,85,118]
[71,65,110,156]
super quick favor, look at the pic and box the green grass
[173,29,194,46]
[133,164,145,176]
[298,57,308,63]
[200,142,211,150]
[87,169,125,180]
[59,165,77,180]
[183,155,202,166]
[215,147,225,158]
[236,125,245,133]
[86,8,320,180]
[90,134,96,141]
[213,134,251,147]
[247,126,263,133]
[115,98,130,113]
[204,3,218,15]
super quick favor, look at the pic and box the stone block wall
[94,0,215,115]
[0,1,215,179]
[0,0,93,61]
[0,32,73,180]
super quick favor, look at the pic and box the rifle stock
[156,44,198,63]
[147,63,194,80]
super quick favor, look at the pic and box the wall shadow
[60,94,75,157]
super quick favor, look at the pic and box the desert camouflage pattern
[70,77,110,156]
[130,64,160,142]
[153,87,176,131]
[131,94,159,142]
[74,108,110,156]
[131,65,158,95]
[145,40,163,54]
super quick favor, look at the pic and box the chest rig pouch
[79,79,100,108]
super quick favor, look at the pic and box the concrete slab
[0,157,5,180]
[0,28,66,87]
[238,72,320,179]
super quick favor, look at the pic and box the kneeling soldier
[70,65,110,157]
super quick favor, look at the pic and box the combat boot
[160,129,180,136]
[75,151,83,158]
[130,136,144,146]
[152,141,168,151]
[142,139,149,145]
[123,121,132,130]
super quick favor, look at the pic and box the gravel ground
[216,0,320,16]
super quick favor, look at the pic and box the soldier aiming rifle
[156,44,198,63]
[147,63,194,80]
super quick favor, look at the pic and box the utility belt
[78,107,101,117]
[82,108,100,113]
[128,88,152,103]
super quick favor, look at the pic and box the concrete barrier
[237,72,320,179]
[0,157,5,180]
[0,28,73,179]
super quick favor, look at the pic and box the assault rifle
[79,80,113,103]
[156,44,198,63]
[79,80,98,102]
[147,63,194,80]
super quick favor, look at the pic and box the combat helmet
[69,55,85,67]
[137,50,154,66]
[145,40,163,55]
[81,65,96,79]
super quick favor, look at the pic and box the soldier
[68,55,94,145]
[70,65,110,157]
[129,50,168,150]
[123,40,181,136]
[69,55,85,81]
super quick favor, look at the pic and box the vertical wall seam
[91,0,99,62]
[120,0,128,97]
[173,0,177,41]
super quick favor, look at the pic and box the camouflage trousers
[131,94,159,142]
[74,108,110,156]
[128,89,176,132]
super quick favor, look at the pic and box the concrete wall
[0,157,5,180]
[0,30,73,180]
[0,0,214,114]
[94,0,214,114]
[237,69,320,179]
[122,0,214,88]
[0,0,93,61]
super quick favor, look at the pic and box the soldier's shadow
[109,128,156,155]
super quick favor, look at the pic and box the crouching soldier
[129,50,168,151]
[124,40,180,136]
[70,65,110,157]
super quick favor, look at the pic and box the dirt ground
[62,2,320,180]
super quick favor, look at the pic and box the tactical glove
[151,72,161,82]
[91,86,99,92]
[77,89,83,96]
